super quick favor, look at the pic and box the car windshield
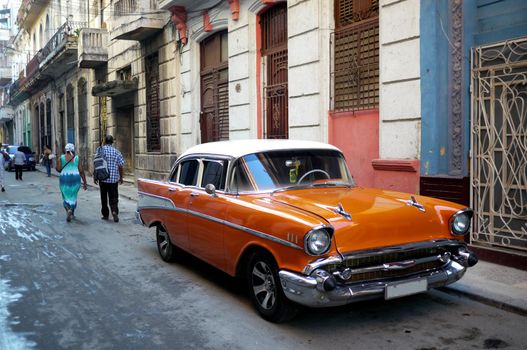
[232,149,355,192]
[7,146,17,154]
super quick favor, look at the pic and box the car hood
[270,187,464,254]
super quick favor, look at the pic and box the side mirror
[205,184,217,197]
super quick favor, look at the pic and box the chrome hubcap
[252,261,276,310]
[158,230,169,255]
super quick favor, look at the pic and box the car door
[187,158,229,270]
[162,158,200,250]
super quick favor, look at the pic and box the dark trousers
[15,165,23,180]
[100,182,119,218]
[45,160,51,176]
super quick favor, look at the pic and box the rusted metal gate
[261,3,288,139]
[332,0,379,111]
[200,30,229,143]
[471,37,527,254]
[146,52,160,151]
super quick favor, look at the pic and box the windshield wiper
[308,182,352,188]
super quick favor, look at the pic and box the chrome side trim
[137,191,177,210]
[136,191,302,250]
[185,207,304,250]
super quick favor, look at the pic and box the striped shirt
[98,145,125,183]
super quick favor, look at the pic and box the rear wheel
[247,252,298,323]
[156,225,177,262]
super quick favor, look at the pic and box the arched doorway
[77,78,88,169]
[66,84,75,144]
[39,102,45,153]
[45,98,52,149]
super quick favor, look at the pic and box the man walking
[14,147,26,180]
[0,148,7,192]
[94,135,125,222]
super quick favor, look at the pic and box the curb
[439,286,527,317]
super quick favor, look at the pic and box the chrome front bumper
[279,259,469,308]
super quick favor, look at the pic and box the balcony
[39,21,87,77]
[78,28,108,68]
[110,0,168,41]
[7,76,30,106]
[0,65,11,86]
[17,0,51,31]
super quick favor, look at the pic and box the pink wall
[329,110,379,188]
[328,110,420,194]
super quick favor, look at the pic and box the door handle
[190,192,199,197]
[168,187,177,192]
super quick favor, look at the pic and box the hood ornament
[406,196,426,212]
[334,203,352,220]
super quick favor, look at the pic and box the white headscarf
[65,143,75,153]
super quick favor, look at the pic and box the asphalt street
[0,170,526,350]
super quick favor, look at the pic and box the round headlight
[450,210,473,236]
[305,229,331,256]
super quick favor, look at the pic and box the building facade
[3,0,525,264]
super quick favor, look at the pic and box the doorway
[115,105,134,176]
[200,30,229,143]
[261,3,288,139]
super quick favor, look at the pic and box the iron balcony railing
[40,20,87,62]
[25,50,41,79]
[113,0,159,17]
[114,0,138,16]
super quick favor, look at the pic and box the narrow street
[0,170,524,349]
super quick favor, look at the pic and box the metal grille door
[471,37,527,254]
[261,4,288,139]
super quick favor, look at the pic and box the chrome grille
[328,244,463,284]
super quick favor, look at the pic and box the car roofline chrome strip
[137,191,303,251]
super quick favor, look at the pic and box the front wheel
[156,225,177,262]
[247,252,298,323]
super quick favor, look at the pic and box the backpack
[93,148,110,181]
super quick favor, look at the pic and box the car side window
[201,160,227,190]
[231,160,255,193]
[178,159,199,186]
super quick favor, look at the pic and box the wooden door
[200,31,229,143]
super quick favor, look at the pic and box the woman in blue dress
[56,143,88,222]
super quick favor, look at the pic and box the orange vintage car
[136,140,478,322]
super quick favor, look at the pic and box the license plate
[385,279,428,300]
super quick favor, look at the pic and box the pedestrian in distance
[56,143,88,222]
[94,135,124,223]
[42,144,52,177]
[0,148,8,192]
[14,147,25,180]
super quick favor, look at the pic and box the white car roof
[179,139,341,159]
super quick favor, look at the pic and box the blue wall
[420,0,450,176]
[420,0,527,177]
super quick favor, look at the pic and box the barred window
[146,53,161,152]
[333,0,379,112]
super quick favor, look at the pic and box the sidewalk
[35,165,527,316]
